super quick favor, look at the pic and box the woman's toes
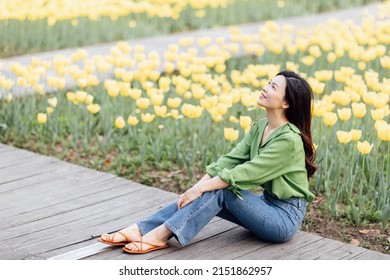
[125,243,138,252]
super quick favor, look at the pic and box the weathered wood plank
[191,233,270,260]
[0,152,38,169]
[0,189,177,259]
[0,161,81,194]
[0,158,62,185]
[235,231,324,259]
[0,178,142,232]
[0,185,171,243]
[0,169,116,212]
[349,250,390,260]
[278,239,361,260]
[318,243,369,260]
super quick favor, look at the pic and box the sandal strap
[117,231,132,243]
[130,238,166,252]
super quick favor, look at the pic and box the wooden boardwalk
[0,143,389,260]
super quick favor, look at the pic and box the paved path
[0,143,389,260]
[0,2,380,98]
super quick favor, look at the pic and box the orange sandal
[122,238,169,254]
[97,231,132,246]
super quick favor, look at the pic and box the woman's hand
[177,186,202,209]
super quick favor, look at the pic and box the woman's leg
[221,190,307,242]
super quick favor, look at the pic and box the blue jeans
[137,189,306,247]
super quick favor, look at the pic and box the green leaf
[380,204,390,230]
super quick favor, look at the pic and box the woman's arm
[177,176,228,209]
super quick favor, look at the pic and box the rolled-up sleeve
[206,123,256,177]
[218,134,295,197]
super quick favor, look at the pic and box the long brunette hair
[277,70,317,178]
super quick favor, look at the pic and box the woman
[98,70,317,254]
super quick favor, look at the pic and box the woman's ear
[282,102,289,109]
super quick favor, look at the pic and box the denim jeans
[137,189,307,247]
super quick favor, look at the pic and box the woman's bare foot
[99,224,142,245]
[123,225,171,253]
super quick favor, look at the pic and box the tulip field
[0,0,379,57]
[0,0,389,233]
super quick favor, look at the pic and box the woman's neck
[266,111,289,130]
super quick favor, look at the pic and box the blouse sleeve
[217,133,295,198]
[205,122,256,177]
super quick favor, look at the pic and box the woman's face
[257,75,289,110]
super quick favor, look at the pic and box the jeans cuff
[164,221,185,247]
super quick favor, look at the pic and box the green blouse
[206,118,315,202]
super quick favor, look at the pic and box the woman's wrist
[192,185,202,197]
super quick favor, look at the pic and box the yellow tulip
[352,102,366,118]
[239,116,252,130]
[115,116,125,129]
[380,56,390,69]
[229,116,239,123]
[141,113,155,123]
[350,129,362,141]
[128,88,142,100]
[224,128,239,141]
[136,97,151,110]
[154,106,168,117]
[286,62,299,72]
[301,56,315,66]
[337,108,352,122]
[357,141,373,155]
[374,120,387,131]
[181,104,203,119]
[87,104,101,114]
[336,131,352,144]
[358,61,366,71]
[314,70,333,82]
[334,71,347,83]
[327,52,337,63]
[37,113,47,124]
[167,97,182,109]
[150,94,164,106]
[373,93,389,109]
[377,124,390,141]
[309,45,321,58]
[66,91,76,103]
[47,97,57,108]
[75,90,87,103]
[127,115,139,126]
[323,112,338,127]
[362,91,375,105]
[330,90,351,106]
[6,93,12,103]
[85,94,94,105]
[46,107,54,115]
[371,108,385,121]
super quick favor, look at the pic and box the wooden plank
[0,169,117,213]
[319,243,369,260]
[48,243,113,260]
[235,231,324,259]
[0,184,160,240]
[0,153,38,169]
[349,250,390,260]
[0,161,81,194]
[0,189,177,259]
[0,157,62,185]
[191,233,270,260]
[278,239,355,260]
[0,180,141,234]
